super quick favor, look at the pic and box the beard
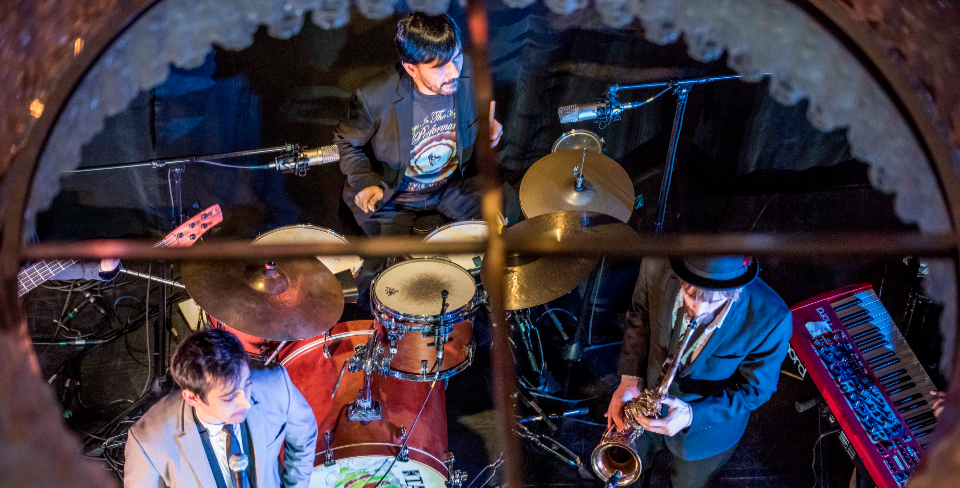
[429,78,459,96]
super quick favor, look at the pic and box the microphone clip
[594,90,624,129]
[273,145,309,176]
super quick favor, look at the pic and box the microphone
[229,453,249,488]
[558,100,645,125]
[558,103,605,124]
[265,145,340,174]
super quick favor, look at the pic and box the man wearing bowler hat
[606,256,792,487]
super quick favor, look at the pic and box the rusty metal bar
[19,232,955,261]
[466,0,524,484]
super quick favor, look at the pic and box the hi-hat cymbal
[519,149,634,222]
[183,258,344,341]
[481,211,641,310]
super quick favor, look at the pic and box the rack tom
[552,129,604,154]
[372,259,477,381]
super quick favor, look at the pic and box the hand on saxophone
[606,378,641,431]
[636,397,692,437]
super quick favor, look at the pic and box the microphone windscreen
[558,105,581,124]
[229,453,249,471]
[304,145,340,165]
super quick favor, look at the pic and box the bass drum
[207,315,283,362]
[551,129,604,154]
[280,320,451,487]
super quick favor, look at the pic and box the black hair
[395,12,462,66]
[170,329,248,403]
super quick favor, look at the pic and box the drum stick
[489,100,496,127]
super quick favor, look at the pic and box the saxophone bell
[590,425,642,486]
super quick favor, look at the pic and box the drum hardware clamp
[444,452,469,488]
[322,430,335,467]
[332,329,391,422]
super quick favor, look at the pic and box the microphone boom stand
[590,74,751,234]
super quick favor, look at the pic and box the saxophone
[591,318,700,486]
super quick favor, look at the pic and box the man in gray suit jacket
[606,256,792,487]
[124,329,318,487]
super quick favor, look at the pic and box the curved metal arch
[2,2,960,487]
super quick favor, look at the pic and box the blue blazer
[618,258,792,460]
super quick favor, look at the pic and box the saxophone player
[606,257,792,487]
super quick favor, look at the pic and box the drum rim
[388,342,475,381]
[551,128,604,153]
[421,220,489,242]
[253,224,350,244]
[372,258,478,322]
[321,445,450,476]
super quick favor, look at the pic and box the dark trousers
[356,175,488,313]
[635,432,738,488]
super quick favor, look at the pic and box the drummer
[333,12,516,312]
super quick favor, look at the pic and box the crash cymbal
[519,149,634,222]
[183,258,344,341]
[481,211,641,310]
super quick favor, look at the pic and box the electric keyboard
[790,284,938,488]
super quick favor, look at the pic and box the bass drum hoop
[551,129,604,153]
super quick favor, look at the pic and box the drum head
[374,259,475,317]
[552,129,603,153]
[253,225,362,275]
[309,456,447,488]
[414,221,488,271]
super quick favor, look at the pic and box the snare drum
[413,221,488,275]
[372,259,477,381]
[551,129,604,153]
[280,321,451,487]
[253,224,363,277]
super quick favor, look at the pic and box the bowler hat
[669,256,759,291]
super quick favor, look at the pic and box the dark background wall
[36,1,903,245]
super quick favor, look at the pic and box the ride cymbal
[183,258,344,341]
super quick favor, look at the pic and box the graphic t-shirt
[397,88,458,192]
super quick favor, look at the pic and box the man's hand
[606,378,641,431]
[932,390,947,417]
[489,100,503,148]
[99,258,120,272]
[354,186,384,213]
[636,397,692,437]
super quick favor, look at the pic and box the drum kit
[176,128,637,487]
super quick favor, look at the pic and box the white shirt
[198,417,244,486]
[621,291,736,383]
[670,291,734,366]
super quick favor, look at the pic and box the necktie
[226,425,250,488]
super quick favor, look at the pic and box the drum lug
[399,445,410,463]
[420,360,429,378]
[322,330,332,358]
[443,453,467,488]
[323,430,336,467]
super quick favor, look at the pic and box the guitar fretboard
[17,259,77,296]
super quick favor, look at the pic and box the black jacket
[333,61,479,225]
